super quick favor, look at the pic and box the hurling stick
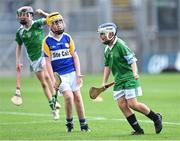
[16,66,21,90]
[89,82,115,99]
[11,66,23,106]
[54,72,62,95]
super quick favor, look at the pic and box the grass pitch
[0,73,180,140]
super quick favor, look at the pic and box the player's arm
[72,52,83,85]
[102,66,111,85]
[121,42,138,80]
[103,48,111,85]
[69,36,82,77]
[36,9,49,17]
[131,62,139,80]
[16,44,22,70]
[45,57,56,85]
[42,39,56,85]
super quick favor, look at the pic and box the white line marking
[0,111,180,126]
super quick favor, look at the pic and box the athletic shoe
[66,123,74,132]
[81,124,91,132]
[154,113,162,134]
[52,109,60,120]
[131,129,144,135]
[11,94,23,106]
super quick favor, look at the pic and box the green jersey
[15,19,45,61]
[104,37,140,90]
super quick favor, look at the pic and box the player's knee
[119,101,128,110]
[74,96,82,103]
[65,95,73,104]
[44,75,50,81]
[127,102,137,110]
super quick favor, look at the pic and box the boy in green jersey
[13,6,60,120]
[97,23,163,135]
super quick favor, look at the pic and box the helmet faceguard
[17,6,34,25]
[17,6,34,17]
[46,12,65,35]
[97,23,117,45]
[46,12,63,26]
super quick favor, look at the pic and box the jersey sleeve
[42,38,51,57]
[119,40,137,64]
[35,18,46,27]
[69,36,75,55]
[15,29,23,45]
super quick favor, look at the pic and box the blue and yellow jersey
[43,32,76,75]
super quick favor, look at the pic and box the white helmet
[98,23,117,35]
[97,22,117,44]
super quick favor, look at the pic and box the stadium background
[0,0,180,76]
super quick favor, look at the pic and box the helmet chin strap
[103,32,114,45]
[106,32,114,41]
[51,29,64,35]
[20,20,27,25]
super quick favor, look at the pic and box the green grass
[0,73,180,140]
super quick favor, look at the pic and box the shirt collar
[22,20,34,31]
[48,31,63,42]
[108,36,118,50]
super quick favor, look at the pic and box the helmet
[97,22,117,35]
[46,12,63,26]
[97,23,117,44]
[17,6,34,16]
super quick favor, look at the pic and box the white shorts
[30,57,45,72]
[59,71,82,95]
[113,86,143,100]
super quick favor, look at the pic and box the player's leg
[73,90,90,132]
[35,70,59,120]
[71,71,90,132]
[59,74,75,132]
[117,96,144,135]
[43,67,55,96]
[35,70,54,107]
[63,90,74,132]
[125,87,162,134]
[44,67,61,109]
[30,57,59,120]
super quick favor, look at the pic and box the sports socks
[146,110,159,122]
[66,118,73,124]
[16,89,21,95]
[49,100,55,110]
[79,118,87,126]
[126,114,143,132]
[52,94,57,100]
[49,95,58,110]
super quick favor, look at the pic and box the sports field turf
[0,73,180,140]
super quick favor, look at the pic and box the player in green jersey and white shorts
[97,22,163,135]
[14,6,60,120]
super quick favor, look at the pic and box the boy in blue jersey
[43,12,90,132]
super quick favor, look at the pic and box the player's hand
[76,75,83,86]
[16,63,23,71]
[134,74,139,80]
[35,9,43,15]
[35,9,49,17]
